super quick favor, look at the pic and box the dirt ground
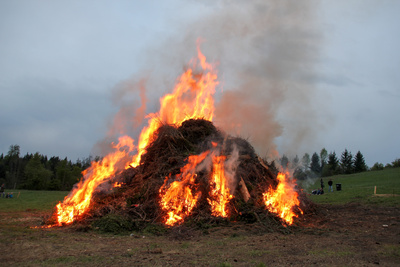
[1,202,399,266]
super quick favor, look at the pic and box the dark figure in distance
[328,179,333,192]
[0,184,5,198]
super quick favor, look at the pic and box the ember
[47,43,308,230]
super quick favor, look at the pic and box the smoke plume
[195,0,321,159]
[98,0,322,161]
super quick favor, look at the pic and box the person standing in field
[328,179,333,192]
[0,184,5,198]
[320,179,324,191]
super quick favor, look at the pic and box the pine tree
[280,154,289,169]
[340,149,353,174]
[354,151,367,173]
[328,152,338,170]
[292,155,300,167]
[310,152,321,175]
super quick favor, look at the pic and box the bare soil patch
[1,202,399,266]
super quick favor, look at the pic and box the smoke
[223,143,240,194]
[92,76,149,157]
[97,0,322,161]
[197,0,321,159]
[109,77,148,136]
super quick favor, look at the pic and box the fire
[54,42,217,226]
[160,147,235,226]
[207,154,233,217]
[55,136,135,225]
[51,41,305,229]
[263,172,303,225]
[130,41,218,167]
[159,151,209,226]
[113,182,123,188]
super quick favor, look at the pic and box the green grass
[0,190,69,212]
[300,168,400,206]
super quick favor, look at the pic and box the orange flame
[130,42,218,167]
[53,42,218,226]
[55,136,135,225]
[159,151,210,226]
[207,154,233,217]
[263,172,303,225]
[113,182,123,188]
[160,147,235,225]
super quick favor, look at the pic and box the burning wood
[238,177,250,203]
[46,44,308,230]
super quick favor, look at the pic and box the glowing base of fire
[263,172,303,225]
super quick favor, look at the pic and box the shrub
[371,162,384,171]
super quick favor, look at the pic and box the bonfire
[45,43,311,231]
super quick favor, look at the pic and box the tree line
[0,144,101,191]
[1,144,399,190]
[279,148,400,180]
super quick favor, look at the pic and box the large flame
[130,43,218,167]
[54,42,217,226]
[56,136,135,225]
[159,151,210,226]
[207,154,233,218]
[159,147,234,226]
[263,172,303,225]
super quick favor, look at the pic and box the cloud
[0,78,111,159]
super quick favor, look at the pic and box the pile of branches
[72,119,314,233]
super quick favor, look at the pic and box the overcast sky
[1,0,399,167]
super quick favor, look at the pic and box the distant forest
[0,144,399,191]
[0,145,100,191]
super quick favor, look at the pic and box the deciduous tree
[23,153,52,190]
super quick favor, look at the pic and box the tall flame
[159,151,210,226]
[56,136,135,225]
[130,43,218,167]
[263,172,303,225]
[207,154,233,217]
[160,146,234,226]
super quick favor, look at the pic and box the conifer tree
[310,152,321,174]
[354,151,367,173]
[328,151,339,172]
[340,149,353,174]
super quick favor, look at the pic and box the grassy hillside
[300,168,400,206]
[0,190,69,212]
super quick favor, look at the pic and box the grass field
[0,190,69,212]
[300,168,400,206]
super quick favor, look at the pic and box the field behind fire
[1,168,399,266]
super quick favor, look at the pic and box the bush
[371,162,384,171]
[391,158,400,168]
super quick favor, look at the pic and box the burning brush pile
[44,45,313,232]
